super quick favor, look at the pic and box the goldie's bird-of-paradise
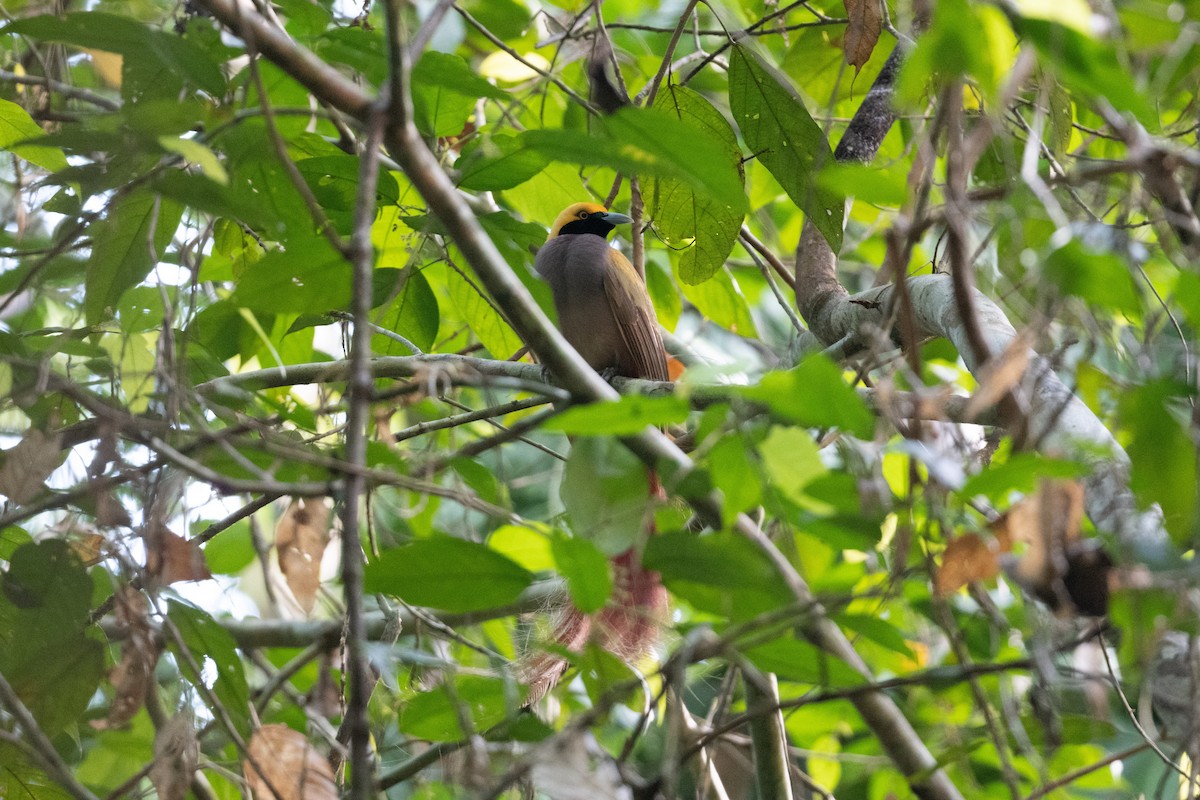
[525,202,670,701]
[534,202,670,383]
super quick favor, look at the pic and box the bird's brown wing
[602,248,669,382]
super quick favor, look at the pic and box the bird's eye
[577,211,589,219]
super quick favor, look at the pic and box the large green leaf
[758,425,828,507]
[85,190,184,325]
[550,534,612,614]
[0,742,73,800]
[399,675,511,741]
[412,51,508,137]
[364,536,535,612]
[0,541,104,736]
[0,99,66,172]
[547,395,690,436]
[707,433,762,527]
[446,253,523,358]
[728,44,843,251]
[1044,238,1141,316]
[562,437,651,556]
[3,12,226,98]
[678,266,757,336]
[1121,380,1197,544]
[231,237,351,314]
[167,599,251,733]
[372,269,439,354]
[742,638,860,686]
[644,531,793,619]
[456,133,545,191]
[739,356,875,438]
[649,84,745,284]
[523,106,747,211]
[1015,16,1156,128]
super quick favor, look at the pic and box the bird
[534,202,669,384]
[524,201,670,701]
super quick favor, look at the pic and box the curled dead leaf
[276,498,332,615]
[94,586,160,730]
[935,532,1002,596]
[145,525,213,585]
[843,0,882,72]
[990,479,1110,615]
[151,711,197,800]
[244,724,337,800]
[963,332,1032,421]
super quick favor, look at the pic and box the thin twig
[337,97,387,800]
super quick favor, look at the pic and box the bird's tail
[522,472,667,704]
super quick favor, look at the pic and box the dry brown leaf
[843,0,882,71]
[94,489,132,528]
[70,530,108,567]
[151,711,197,800]
[995,480,1109,614]
[0,429,64,504]
[963,333,1032,421]
[999,479,1083,589]
[244,724,337,800]
[935,532,1002,596]
[94,586,159,729]
[276,499,331,615]
[145,525,213,585]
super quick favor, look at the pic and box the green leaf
[0,99,66,171]
[198,519,255,575]
[1121,380,1197,544]
[551,534,612,613]
[84,190,184,325]
[739,356,875,438]
[489,524,556,572]
[168,599,251,732]
[649,84,745,284]
[895,0,995,106]
[562,437,651,556]
[0,742,73,800]
[1015,16,1156,128]
[232,238,351,314]
[678,266,757,336]
[818,162,907,206]
[0,541,104,735]
[411,51,508,137]
[644,531,793,618]
[547,395,689,435]
[364,536,535,612]
[708,434,762,525]
[742,638,860,686]
[728,44,843,251]
[835,613,916,659]
[400,675,511,741]
[456,134,545,191]
[758,426,827,507]
[446,256,523,358]
[645,258,682,331]
[523,106,747,211]
[3,12,226,97]
[961,453,1089,500]
[372,269,439,354]
[0,526,32,562]
[578,643,643,709]
[158,135,227,184]
[1043,238,1141,316]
